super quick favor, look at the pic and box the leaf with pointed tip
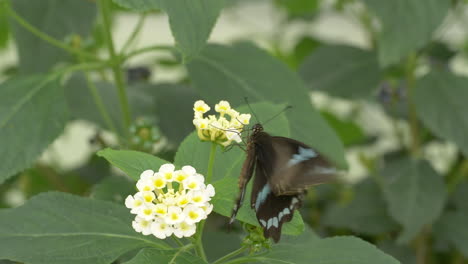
[0,192,169,264]
[414,70,468,158]
[381,158,446,243]
[0,75,68,184]
[260,235,399,264]
[97,148,169,181]
[113,0,161,11]
[362,0,449,66]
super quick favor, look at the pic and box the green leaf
[141,83,198,145]
[113,0,161,11]
[323,179,399,235]
[97,148,169,181]
[299,45,383,98]
[91,175,136,203]
[124,248,207,264]
[161,0,225,60]
[0,75,68,184]
[174,102,290,181]
[65,74,154,135]
[0,4,10,49]
[378,240,416,264]
[187,42,347,168]
[362,0,450,66]
[434,211,468,258]
[11,0,97,73]
[261,235,399,264]
[274,0,319,19]
[381,158,446,243]
[414,70,468,158]
[211,176,304,236]
[112,0,223,59]
[321,111,367,146]
[0,192,169,264]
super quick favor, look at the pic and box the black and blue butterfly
[229,122,335,242]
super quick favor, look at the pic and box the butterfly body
[230,123,334,242]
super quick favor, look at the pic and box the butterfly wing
[249,133,335,242]
[250,157,303,242]
[268,136,336,195]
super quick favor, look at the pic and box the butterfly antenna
[263,105,293,126]
[244,97,261,124]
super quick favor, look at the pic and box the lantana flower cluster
[193,100,251,147]
[125,164,215,239]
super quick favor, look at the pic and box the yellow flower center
[164,172,172,180]
[196,106,205,112]
[143,186,151,191]
[189,211,199,220]
[155,208,166,215]
[141,220,149,227]
[178,198,189,206]
[134,200,142,207]
[154,179,165,188]
[176,174,187,182]
[171,213,179,220]
[193,196,202,203]
[188,182,197,189]
[143,208,152,215]
[144,195,153,202]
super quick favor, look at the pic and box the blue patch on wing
[287,146,317,167]
[255,184,271,210]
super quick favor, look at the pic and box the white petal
[182,165,196,176]
[140,170,155,180]
[159,164,175,173]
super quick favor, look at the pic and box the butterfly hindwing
[251,157,303,242]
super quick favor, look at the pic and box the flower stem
[212,246,248,264]
[194,142,218,261]
[98,0,132,138]
[120,13,148,54]
[206,142,217,183]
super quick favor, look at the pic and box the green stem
[169,243,194,264]
[194,143,218,261]
[212,246,248,264]
[123,44,175,60]
[206,143,217,183]
[172,236,185,247]
[83,69,119,135]
[99,0,132,137]
[120,13,148,54]
[406,53,420,158]
[5,4,97,61]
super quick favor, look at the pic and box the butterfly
[229,123,335,242]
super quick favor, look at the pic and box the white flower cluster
[125,164,215,239]
[193,100,251,147]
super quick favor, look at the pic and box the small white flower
[227,108,239,118]
[194,100,210,114]
[159,164,175,182]
[152,173,166,189]
[238,114,251,125]
[215,100,231,113]
[173,221,196,238]
[183,174,204,191]
[138,203,156,221]
[151,218,174,239]
[225,129,242,143]
[183,205,205,225]
[154,203,168,217]
[165,206,184,224]
[200,202,214,218]
[176,192,192,208]
[136,178,154,192]
[141,191,156,203]
[182,165,196,176]
[190,190,209,206]
[193,118,209,130]
[206,184,215,198]
[125,193,145,214]
[140,169,155,181]
[174,170,189,183]
[132,216,152,235]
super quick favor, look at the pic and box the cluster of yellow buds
[192,100,251,147]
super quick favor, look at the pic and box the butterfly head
[252,123,264,134]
